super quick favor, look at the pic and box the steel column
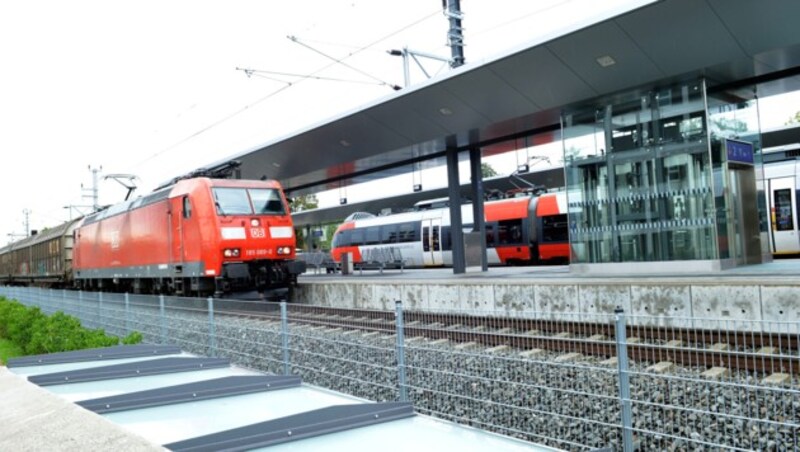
[446,146,466,274]
[469,147,488,271]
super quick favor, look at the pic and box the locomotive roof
[83,185,172,226]
[81,177,285,227]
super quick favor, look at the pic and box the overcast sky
[1,0,798,242]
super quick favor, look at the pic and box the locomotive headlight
[277,246,291,255]
[250,218,261,227]
[223,248,241,258]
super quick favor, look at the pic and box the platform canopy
[204,0,800,196]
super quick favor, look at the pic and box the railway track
[216,305,800,375]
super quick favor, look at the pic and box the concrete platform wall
[294,280,800,331]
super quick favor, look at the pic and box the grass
[0,338,24,365]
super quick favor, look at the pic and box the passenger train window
[351,229,364,245]
[398,222,417,242]
[485,223,496,245]
[333,230,350,247]
[381,224,398,243]
[542,214,569,242]
[441,227,451,250]
[774,189,794,231]
[497,220,523,244]
[365,227,380,245]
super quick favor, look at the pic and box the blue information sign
[726,139,754,165]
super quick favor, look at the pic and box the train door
[169,197,186,267]
[768,176,800,253]
[422,218,444,266]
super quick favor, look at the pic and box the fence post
[63,289,69,318]
[78,290,84,327]
[98,291,103,330]
[394,300,408,402]
[615,307,634,452]
[208,297,217,357]
[160,294,167,345]
[280,302,290,375]
[124,292,130,335]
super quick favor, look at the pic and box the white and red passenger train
[764,152,800,255]
[330,192,569,267]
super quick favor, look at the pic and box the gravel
[30,296,800,451]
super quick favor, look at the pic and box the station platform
[295,258,800,325]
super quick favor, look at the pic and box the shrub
[122,331,143,345]
[6,304,45,348]
[0,298,143,355]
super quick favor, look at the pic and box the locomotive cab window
[250,188,286,215]
[213,188,252,215]
[212,187,286,216]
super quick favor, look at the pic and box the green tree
[290,193,318,213]
[481,162,498,178]
[317,223,340,250]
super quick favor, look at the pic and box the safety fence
[1,286,798,451]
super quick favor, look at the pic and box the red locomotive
[1,170,305,297]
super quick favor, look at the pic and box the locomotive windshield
[213,187,286,216]
[250,188,286,215]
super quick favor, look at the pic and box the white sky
[1,0,799,242]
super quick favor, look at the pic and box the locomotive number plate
[245,249,272,257]
[250,227,266,238]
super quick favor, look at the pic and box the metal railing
[357,247,406,273]
[1,286,797,451]
[296,251,337,274]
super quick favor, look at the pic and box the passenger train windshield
[213,188,286,216]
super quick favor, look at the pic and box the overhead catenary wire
[287,35,401,90]
[468,0,572,39]
[131,7,441,171]
[235,67,389,87]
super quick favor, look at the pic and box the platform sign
[725,139,754,165]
